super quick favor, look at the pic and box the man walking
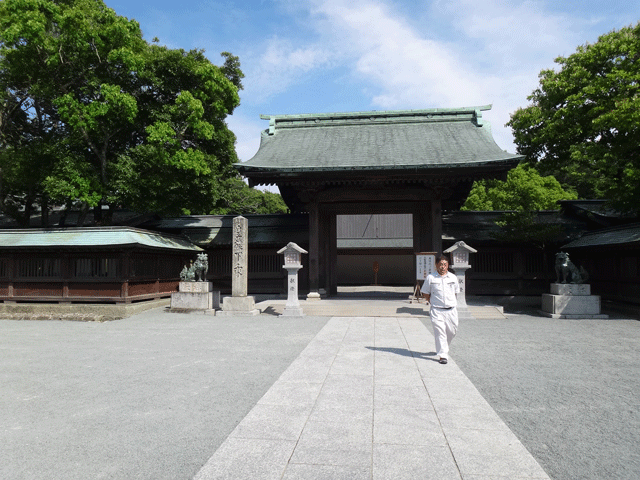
[423,254,460,364]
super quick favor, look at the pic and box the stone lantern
[444,241,477,310]
[277,242,307,316]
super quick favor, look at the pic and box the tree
[107,46,242,216]
[0,142,57,226]
[211,178,289,214]
[0,0,243,225]
[461,164,577,248]
[462,164,577,211]
[508,23,640,214]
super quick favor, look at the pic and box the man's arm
[422,278,430,303]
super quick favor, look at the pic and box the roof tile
[237,107,522,173]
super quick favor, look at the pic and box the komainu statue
[179,253,208,282]
[193,253,208,282]
[180,262,195,282]
[555,252,588,284]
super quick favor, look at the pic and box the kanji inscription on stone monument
[232,216,248,297]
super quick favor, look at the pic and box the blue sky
[104,0,639,167]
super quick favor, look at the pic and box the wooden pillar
[8,256,15,300]
[328,213,337,296]
[319,208,337,296]
[413,205,428,253]
[412,199,442,254]
[320,210,336,296]
[430,198,443,254]
[318,209,328,295]
[307,202,321,299]
[62,253,70,301]
[121,252,130,300]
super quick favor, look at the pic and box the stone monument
[171,253,219,313]
[277,242,307,316]
[219,216,260,316]
[541,252,607,319]
[444,241,476,316]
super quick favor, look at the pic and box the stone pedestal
[171,282,219,313]
[445,241,477,319]
[218,296,260,316]
[541,283,608,319]
[450,265,472,318]
[282,265,304,316]
[306,291,321,301]
[278,242,307,316]
[549,283,590,295]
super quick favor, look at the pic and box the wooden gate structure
[236,106,523,296]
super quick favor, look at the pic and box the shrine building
[236,106,523,297]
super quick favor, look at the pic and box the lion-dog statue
[555,252,588,284]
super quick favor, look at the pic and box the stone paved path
[194,316,549,480]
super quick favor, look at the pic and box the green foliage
[0,0,244,225]
[508,23,640,214]
[211,178,289,215]
[0,145,53,226]
[461,165,576,247]
[220,52,244,91]
[42,153,102,206]
[461,164,577,211]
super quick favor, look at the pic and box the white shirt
[426,271,459,308]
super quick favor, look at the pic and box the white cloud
[296,0,584,150]
[227,111,265,162]
[238,0,633,154]
[433,0,582,68]
[308,0,486,108]
[424,0,588,150]
[242,36,335,103]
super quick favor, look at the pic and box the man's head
[435,254,449,276]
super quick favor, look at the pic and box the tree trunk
[17,196,34,227]
[76,202,89,227]
[103,206,114,225]
[58,201,71,227]
[41,196,49,227]
[93,204,103,224]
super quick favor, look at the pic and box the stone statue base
[306,292,321,301]
[218,296,260,316]
[170,282,219,313]
[541,283,608,319]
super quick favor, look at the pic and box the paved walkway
[3,289,637,479]
[194,314,549,480]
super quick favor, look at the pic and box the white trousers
[430,307,459,359]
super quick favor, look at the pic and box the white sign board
[416,252,436,281]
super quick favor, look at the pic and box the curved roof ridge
[259,105,493,135]
[260,105,492,121]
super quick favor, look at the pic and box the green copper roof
[146,214,309,247]
[236,106,523,177]
[562,224,640,249]
[0,227,202,251]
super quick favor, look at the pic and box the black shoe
[439,358,448,364]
